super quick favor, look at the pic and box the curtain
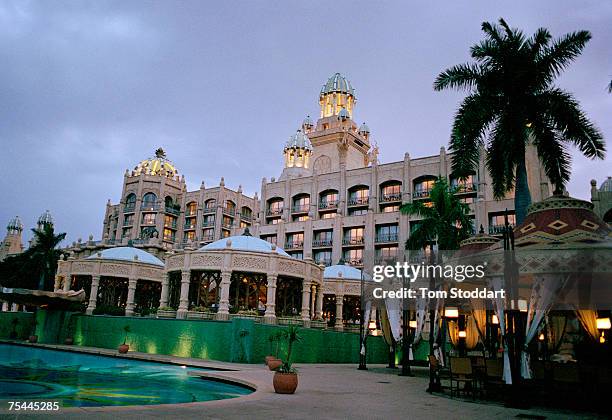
[489,277,511,384]
[433,295,445,366]
[465,316,480,350]
[448,319,459,347]
[576,309,599,341]
[379,306,394,346]
[547,314,567,353]
[521,275,569,379]
[470,298,487,343]
[384,296,401,342]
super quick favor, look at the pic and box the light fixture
[444,307,459,318]
[491,314,499,325]
[538,333,545,341]
[409,320,417,329]
[600,332,606,344]
[596,317,611,330]
[458,330,467,338]
[368,320,377,330]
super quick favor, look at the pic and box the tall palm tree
[401,177,473,251]
[29,224,66,291]
[435,18,605,223]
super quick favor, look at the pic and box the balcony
[184,208,197,217]
[202,220,215,227]
[291,204,309,214]
[318,200,338,210]
[240,213,252,222]
[489,224,514,235]
[375,233,399,243]
[222,207,235,216]
[141,203,160,212]
[164,221,177,230]
[343,237,364,246]
[312,239,333,248]
[347,197,369,207]
[124,203,136,213]
[347,258,363,267]
[266,208,283,217]
[123,220,133,227]
[412,190,430,199]
[285,241,304,250]
[453,183,477,194]
[184,223,196,230]
[201,235,215,243]
[315,258,332,267]
[375,256,398,265]
[141,219,156,226]
[165,206,181,216]
[380,193,401,203]
[203,206,216,214]
[222,222,233,229]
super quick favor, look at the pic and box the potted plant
[273,326,301,394]
[118,325,130,353]
[187,305,212,320]
[157,306,177,319]
[28,319,38,343]
[266,330,284,368]
[236,308,258,319]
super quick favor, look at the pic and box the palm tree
[401,177,473,251]
[29,223,66,291]
[434,18,605,223]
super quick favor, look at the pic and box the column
[53,275,62,291]
[301,280,312,326]
[1,301,8,312]
[315,287,323,320]
[86,275,100,315]
[63,274,72,292]
[263,274,277,324]
[125,278,137,316]
[310,284,316,318]
[159,274,170,307]
[215,270,231,320]
[176,270,191,319]
[335,294,344,330]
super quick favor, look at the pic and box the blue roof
[86,247,164,267]
[200,235,290,257]
[324,264,371,280]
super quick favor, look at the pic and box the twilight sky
[0,0,610,244]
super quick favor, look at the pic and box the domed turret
[7,216,23,234]
[302,115,314,132]
[284,129,313,151]
[319,73,356,119]
[337,107,350,122]
[133,148,179,178]
[37,210,53,228]
[358,122,370,138]
[600,176,612,192]
[281,129,313,180]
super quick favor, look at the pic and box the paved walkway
[0,343,604,419]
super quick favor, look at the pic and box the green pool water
[0,344,252,407]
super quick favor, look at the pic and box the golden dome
[133,148,179,178]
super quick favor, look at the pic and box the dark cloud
[0,0,610,243]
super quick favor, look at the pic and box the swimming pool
[0,344,252,407]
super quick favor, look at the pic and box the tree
[0,224,66,291]
[401,177,473,251]
[434,18,605,223]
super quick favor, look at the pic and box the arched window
[319,189,339,210]
[240,206,252,221]
[413,176,437,199]
[292,194,310,214]
[124,193,136,212]
[380,181,402,202]
[347,185,369,206]
[143,192,157,204]
[186,201,197,217]
[204,199,217,212]
[224,200,236,215]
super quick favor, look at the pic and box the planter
[64,337,74,345]
[28,335,38,343]
[278,317,301,326]
[310,320,326,329]
[157,310,177,319]
[273,372,298,394]
[267,358,282,371]
[186,311,213,320]
[118,344,129,354]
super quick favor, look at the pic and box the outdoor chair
[428,355,450,388]
[449,357,477,399]
[483,358,504,397]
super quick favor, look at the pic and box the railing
[203,206,216,214]
[315,258,332,266]
[122,220,133,227]
[141,219,156,226]
[375,233,399,243]
[375,256,398,265]
[318,200,338,210]
[184,209,197,217]
[291,204,309,213]
[266,208,283,217]
[184,223,196,230]
[222,207,235,216]
[347,197,369,206]
[412,190,431,199]
[285,241,304,249]
[312,239,333,247]
[163,236,176,243]
[489,224,514,234]
[164,221,177,229]
[201,235,215,242]
[164,206,181,216]
[240,213,252,221]
[380,193,401,203]
[202,220,215,227]
[453,183,477,194]
[347,259,363,267]
[141,203,160,211]
[222,222,233,229]
[124,204,136,213]
[342,237,364,246]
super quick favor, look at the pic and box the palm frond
[539,31,591,79]
[433,63,481,91]
[530,118,572,191]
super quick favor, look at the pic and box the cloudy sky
[0,0,610,244]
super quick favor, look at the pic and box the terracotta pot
[28,335,38,343]
[264,355,276,365]
[273,372,298,394]
[267,358,282,371]
[118,344,129,354]
[64,337,74,345]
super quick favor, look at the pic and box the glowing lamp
[600,332,606,344]
[368,320,377,330]
[491,314,499,325]
[458,330,467,338]
[596,317,611,330]
[538,333,545,341]
[444,307,459,318]
[409,320,417,329]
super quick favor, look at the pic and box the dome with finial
[284,129,312,151]
[358,122,370,135]
[302,115,314,129]
[599,176,612,192]
[7,216,23,232]
[133,148,179,178]
[320,73,355,98]
[337,107,350,121]
[38,210,53,227]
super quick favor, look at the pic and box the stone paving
[0,343,605,420]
